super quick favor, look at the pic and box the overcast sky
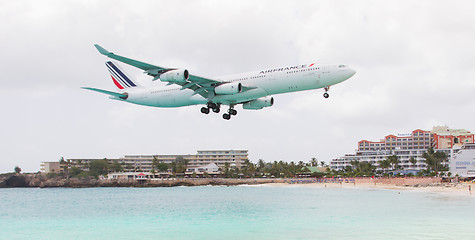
[1,0,475,173]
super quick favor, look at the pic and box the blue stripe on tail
[106,61,137,87]
[106,64,130,88]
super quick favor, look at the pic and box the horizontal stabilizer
[81,87,128,99]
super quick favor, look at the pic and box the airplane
[83,44,356,120]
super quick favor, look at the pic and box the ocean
[1,185,474,240]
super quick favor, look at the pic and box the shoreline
[265,181,474,197]
[1,174,473,196]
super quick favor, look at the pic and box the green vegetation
[89,159,109,176]
[109,160,123,173]
[70,167,83,177]
[14,166,21,174]
[169,156,188,175]
[421,148,449,176]
[151,156,170,175]
[226,159,329,178]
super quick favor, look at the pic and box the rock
[0,175,29,187]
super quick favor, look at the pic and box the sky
[1,0,475,173]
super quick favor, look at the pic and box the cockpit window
[338,65,346,68]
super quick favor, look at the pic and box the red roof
[137,173,146,176]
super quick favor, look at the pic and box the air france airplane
[83,44,356,120]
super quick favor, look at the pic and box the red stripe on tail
[111,75,124,89]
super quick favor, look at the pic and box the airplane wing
[94,44,220,98]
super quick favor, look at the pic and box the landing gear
[201,102,221,115]
[201,107,210,114]
[323,86,330,98]
[222,106,237,120]
[207,102,217,109]
[201,102,237,120]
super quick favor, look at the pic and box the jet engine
[214,82,242,95]
[160,69,189,83]
[242,97,274,110]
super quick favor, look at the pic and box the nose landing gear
[323,86,330,98]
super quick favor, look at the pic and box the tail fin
[105,61,140,90]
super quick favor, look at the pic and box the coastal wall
[0,173,441,188]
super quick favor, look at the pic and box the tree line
[49,156,328,179]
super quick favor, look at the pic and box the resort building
[330,126,474,173]
[107,163,222,180]
[450,143,475,178]
[432,126,474,149]
[67,150,248,173]
[40,162,62,173]
[186,163,220,175]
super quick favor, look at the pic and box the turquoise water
[1,185,474,240]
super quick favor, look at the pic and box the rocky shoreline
[0,173,452,189]
[0,173,284,188]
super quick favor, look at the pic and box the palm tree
[310,158,318,167]
[257,159,265,173]
[379,159,390,175]
[223,162,230,178]
[169,162,177,174]
[320,161,326,167]
[152,156,158,169]
[409,157,417,170]
[247,163,256,177]
[349,160,359,170]
[423,148,448,174]
[357,162,376,176]
[387,155,399,171]
[241,159,252,175]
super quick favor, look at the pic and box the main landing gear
[201,102,220,115]
[323,86,330,98]
[222,107,237,120]
[201,102,237,120]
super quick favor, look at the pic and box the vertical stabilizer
[105,61,140,90]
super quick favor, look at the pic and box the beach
[268,178,474,197]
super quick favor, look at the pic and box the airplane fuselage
[122,64,355,108]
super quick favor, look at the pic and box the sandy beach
[266,180,474,197]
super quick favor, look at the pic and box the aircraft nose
[347,68,356,78]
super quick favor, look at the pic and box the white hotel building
[66,150,248,173]
[450,143,475,178]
